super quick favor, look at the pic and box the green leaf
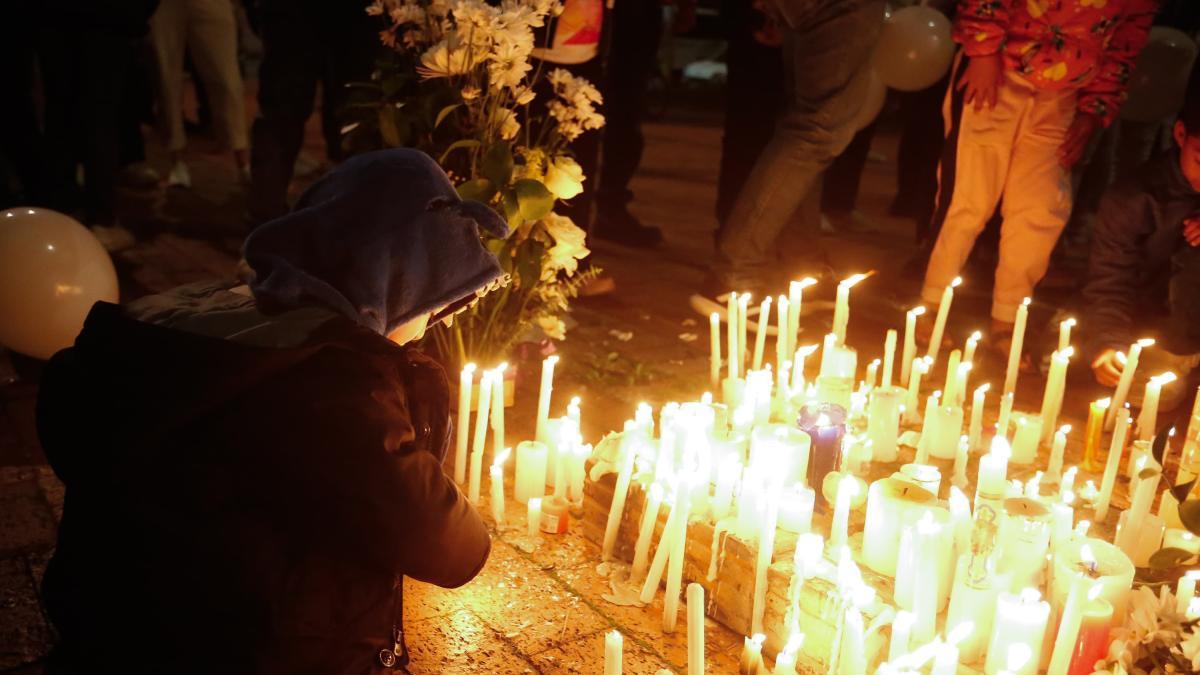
[1152,426,1171,466]
[434,103,462,129]
[378,107,402,147]
[516,240,544,290]
[1147,547,1196,569]
[481,143,514,188]
[1171,477,1197,503]
[456,178,495,203]
[1180,499,1200,536]
[1138,466,1162,482]
[502,190,521,231]
[438,139,481,164]
[513,179,554,223]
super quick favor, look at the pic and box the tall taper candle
[535,356,558,444]
[469,370,493,503]
[1003,297,1031,397]
[491,362,507,455]
[455,363,476,484]
[602,422,640,561]
[687,583,705,675]
[776,295,790,370]
[969,383,990,452]
[728,292,739,380]
[906,357,929,422]
[490,448,510,525]
[833,273,868,345]
[1058,317,1076,352]
[738,293,751,372]
[788,278,816,359]
[902,306,926,384]
[1094,407,1131,522]
[882,328,898,387]
[604,630,623,675]
[1039,348,1071,444]
[926,276,961,363]
[963,330,982,368]
[527,497,542,539]
[1108,338,1153,429]
[1083,398,1110,472]
[1137,372,1176,442]
[1047,425,1070,484]
[663,480,693,633]
[943,349,962,405]
[753,296,772,370]
[710,312,722,391]
[632,482,665,582]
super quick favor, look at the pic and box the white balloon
[873,6,955,92]
[854,69,888,131]
[0,208,118,359]
[1120,27,1198,124]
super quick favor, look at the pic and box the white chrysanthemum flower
[512,86,536,106]
[543,156,584,200]
[417,39,476,79]
[389,3,424,25]
[541,213,589,279]
[497,108,520,140]
[461,85,481,101]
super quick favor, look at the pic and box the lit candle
[788,278,816,358]
[602,423,640,561]
[752,473,783,634]
[865,359,880,391]
[943,349,962,404]
[1176,571,1199,615]
[888,610,915,663]
[1039,348,1072,443]
[1047,425,1070,484]
[1050,538,1135,621]
[728,292,739,380]
[1114,460,1163,564]
[969,383,990,452]
[926,276,961,364]
[776,295,790,370]
[931,641,959,675]
[829,473,859,549]
[1094,407,1131,522]
[947,554,1000,663]
[1067,590,1113,675]
[1047,575,1089,675]
[955,362,971,408]
[798,403,847,509]
[882,328,898,387]
[491,363,507,454]
[832,273,868,345]
[791,344,818,393]
[911,512,945,643]
[840,606,868,675]
[1002,297,1032,397]
[1082,398,1110,472]
[640,479,689,605]
[976,438,1011,508]
[986,589,1050,675]
[901,306,926,384]
[490,448,510,525]
[535,356,557,444]
[927,397,964,462]
[662,480,694,633]
[1058,317,1076,352]
[710,312,722,391]
[963,330,982,368]
[527,496,542,539]
[773,635,803,675]
[738,293,751,372]
[604,629,623,675]
[1010,413,1043,466]
[862,477,937,576]
[752,296,772,370]
[514,440,548,504]
[455,363,477,484]
[952,435,970,489]
[1108,338,1153,429]
[867,386,904,462]
[687,583,705,675]
[631,482,665,582]
[998,497,1052,591]
[1137,372,1176,441]
[996,391,1015,441]
[740,634,766,675]
[468,370,494,503]
[905,357,930,423]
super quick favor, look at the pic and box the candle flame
[1058,346,1075,359]
[1137,338,1156,347]
[752,633,766,647]
[1080,543,1096,565]
[959,362,973,374]
[1153,371,1178,385]
[710,311,719,322]
[495,362,509,374]
[1115,351,1127,366]
[1022,297,1032,306]
[1187,570,1200,579]
[969,330,982,342]
[545,355,559,366]
[570,395,582,406]
[1007,643,1033,671]
[977,382,991,394]
[494,447,512,467]
[463,362,477,374]
[1059,424,1072,435]
[1170,427,1177,437]
[910,305,927,317]
[1062,490,1075,505]
[1062,317,1077,328]
[990,436,1012,458]
[950,276,963,288]
[1096,397,1112,409]
[840,272,869,289]
[871,358,881,366]
[792,277,818,290]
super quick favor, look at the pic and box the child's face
[1173,121,1200,193]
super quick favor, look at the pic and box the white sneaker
[167,160,192,188]
[91,224,137,253]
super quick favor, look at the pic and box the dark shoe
[593,208,663,248]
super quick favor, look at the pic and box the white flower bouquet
[1093,586,1200,675]
[348,0,603,369]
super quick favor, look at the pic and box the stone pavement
[0,90,1178,672]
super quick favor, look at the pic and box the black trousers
[248,0,377,222]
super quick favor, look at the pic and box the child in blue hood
[37,150,506,674]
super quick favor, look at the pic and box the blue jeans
[715,0,885,289]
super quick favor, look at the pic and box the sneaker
[91,223,137,253]
[592,208,663,248]
[167,161,192,189]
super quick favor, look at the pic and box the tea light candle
[867,386,904,462]
[1009,413,1043,465]
[1047,424,1070,484]
[752,296,772,370]
[832,273,868,345]
[1082,398,1109,472]
[631,482,665,582]
[604,629,623,675]
[985,589,1049,675]
[1108,338,1153,429]
[527,497,542,539]
[602,423,640,561]
[514,440,548,504]
[710,312,722,391]
[882,328,898,387]
[1002,297,1031,397]
[1136,372,1176,441]
[926,276,961,364]
[1094,407,1131,522]
[535,356,558,444]
[901,306,926,384]
[456,363,477,484]
[490,448,510,525]
[640,479,690,605]
[687,583,705,675]
[969,383,990,452]
[468,370,494,503]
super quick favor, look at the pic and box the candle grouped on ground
[1107,338,1153,429]
[1002,297,1031,397]
[926,276,961,365]
[456,363,477,484]
[901,306,925,384]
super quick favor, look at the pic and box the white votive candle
[514,440,548,504]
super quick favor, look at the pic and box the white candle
[1046,425,1070,484]
[535,356,558,444]
[947,555,1000,663]
[832,273,868,345]
[955,362,971,408]
[490,448,510,525]
[468,370,494,503]
[640,480,688,604]
[602,423,640,561]
[1046,576,1090,675]
[1114,460,1162,562]
[868,386,904,462]
[1051,538,1135,620]
[751,474,783,635]
[862,477,938,576]
[791,344,817,393]
[738,293,751,372]
[931,642,959,675]
[711,455,740,521]
[829,473,859,549]
[996,391,1015,441]
[687,583,705,675]
[1094,407,1131,522]
[926,276,961,364]
[969,383,990,452]
[1001,298,1031,397]
[1176,571,1199,615]
[776,483,816,534]
[929,402,965,461]
[963,330,982,369]
[952,435,970,489]
[1108,338,1153,429]
[455,363,476,485]
[888,610,915,663]
[728,292,740,380]
[662,480,693,633]
[839,606,868,675]
[604,629,623,675]
[865,359,880,390]
[491,363,507,455]
[911,512,944,643]
[1009,413,1043,466]
[631,482,665,582]
[943,349,962,404]
[985,589,1050,675]
[753,296,772,370]
[1038,348,1071,444]
[514,440,548,504]
[740,634,766,675]
[1137,372,1177,441]
[788,278,815,358]
[881,328,898,387]
[905,357,930,423]
[710,312,721,391]
[901,306,926,384]
[776,295,790,370]
[1058,317,1076,352]
[527,496,542,538]
[976,439,1011,507]
[916,390,942,463]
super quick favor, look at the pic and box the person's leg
[78,31,132,226]
[185,0,250,167]
[0,16,48,206]
[821,121,878,218]
[248,0,320,223]
[36,28,85,214]
[920,59,1025,308]
[321,1,378,162]
[150,0,188,156]
[893,72,950,236]
[715,0,885,291]
[990,84,1075,323]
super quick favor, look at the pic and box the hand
[1091,348,1125,387]
[1184,215,1200,247]
[957,53,1004,111]
[1059,113,1102,169]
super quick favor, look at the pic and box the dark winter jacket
[1083,149,1200,358]
[37,282,490,675]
